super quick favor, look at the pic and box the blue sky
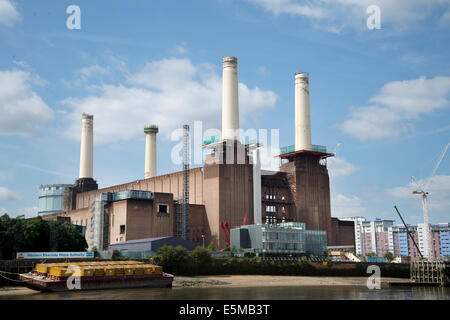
[0,0,449,225]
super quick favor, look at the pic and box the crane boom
[411,176,424,193]
[423,142,449,190]
[333,142,342,155]
[394,206,423,259]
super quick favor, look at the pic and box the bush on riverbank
[0,214,88,260]
[153,246,410,278]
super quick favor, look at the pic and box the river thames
[1,285,449,300]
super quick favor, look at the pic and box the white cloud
[401,54,426,66]
[0,171,14,182]
[259,145,280,171]
[17,206,39,219]
[257,66,268,75]
[386,175,450,212]
[370,77,450,117]
[338,105,405,141]
[327,157,358,180]
[77,64,110,79]
[63,64,113,88]
[0,0,20,27]
[62,58,278,144]
[0,69,54,136]
[331,193,365,217]
[174,43,188,55]
[0,186,22,202]
[15,162,73,179]
[337,76,450,141]
[439,8,450,26]
[246,0,450,31]
[247,0,325,19]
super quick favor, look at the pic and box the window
[120,225,125,234]
[158,204,169,214]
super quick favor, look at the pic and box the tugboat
[19,261,173,292]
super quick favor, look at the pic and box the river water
[1,285,449,300]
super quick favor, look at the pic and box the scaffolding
[182,124,190,240]
[410,260,449,287]
[88,196,104,250]
[88,194,110,250]
[174,200,182,238]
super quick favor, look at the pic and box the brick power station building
[41,57,354,251]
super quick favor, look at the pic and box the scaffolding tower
[182,124,190,240]
[88,196,104,250]
[174,200,182,238]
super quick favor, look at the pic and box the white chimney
[79,114,94,179]
[222,56,240,141]
[144,125,158,179]
[294,72,312,151]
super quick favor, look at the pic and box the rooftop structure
[38,184,74,215]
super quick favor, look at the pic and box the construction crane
[320,142,341,166]
[411,142,449,260]
[333,142,342,155]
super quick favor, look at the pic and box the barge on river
[19,260,173,292]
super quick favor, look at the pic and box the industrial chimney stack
[294,72,312,151]
[79,113,94,179]
[74,113,98,194]
[144,125,159,179]
[222,56,240,141]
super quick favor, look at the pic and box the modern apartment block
[341,217,394,257]
[343,216,450,260]
[391,223,450,260]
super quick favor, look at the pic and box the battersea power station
[39,57,354,252]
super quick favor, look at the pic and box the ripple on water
[1,285,449,300]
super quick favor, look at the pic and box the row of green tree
[153,245,410,278]
[0,214,88,260]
